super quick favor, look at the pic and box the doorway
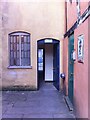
[37,39,60,90]
[68,33,74,103]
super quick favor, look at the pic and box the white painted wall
[45,44,53,81]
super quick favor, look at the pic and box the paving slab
[2,113,23,119]
[13,100,40,108]
[23,113,53,118]
[2,82,75,119]
[53,113,75,118]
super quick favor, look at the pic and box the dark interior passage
[37,39,60,90]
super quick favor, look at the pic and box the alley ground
[2,83,75,119]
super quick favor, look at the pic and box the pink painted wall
[67,2,77,30]
[63,1,89,118]
[80,2,88,15]
[67,2,89,30]
[74,20,88,118]
[88,2,90,119]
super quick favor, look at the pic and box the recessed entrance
[37,38,60,90]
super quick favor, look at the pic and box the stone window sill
[8,66,32,69]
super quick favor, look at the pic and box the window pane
[13,36,16,58]
[21,35,30,66]
[10,36,14,66]
[38,49,43,71]
[16,36,20,66]
[10,35,20,66]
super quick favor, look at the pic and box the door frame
[37,38,60,90]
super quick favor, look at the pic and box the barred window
[9,32,30,66]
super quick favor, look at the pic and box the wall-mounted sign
[78,35,84,63]
[44,39,53,43]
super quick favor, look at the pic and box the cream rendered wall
[0,2,2,88]
[2,0,65,89]
[0,1,2,119]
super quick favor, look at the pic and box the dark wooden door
[68,34,74,103]
[53,43,59,90]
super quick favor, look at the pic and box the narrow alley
[2,83,75,119]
